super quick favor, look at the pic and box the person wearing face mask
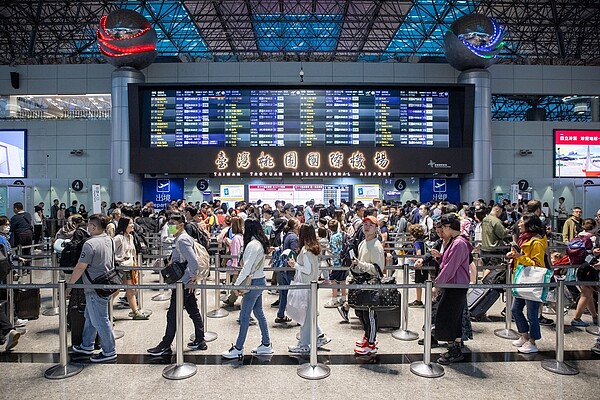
[147,212,207,356]
[57,203,67,228]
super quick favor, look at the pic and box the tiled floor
[1,263,599,400]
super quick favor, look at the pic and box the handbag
[85,268,122,298]
[512,264,554,303]
[236,247,263,295]
[161,261,187,284]
[286,280,309,324]
[347,264,400,310]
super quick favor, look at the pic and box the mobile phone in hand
[349,249,355,260]
[511,243,521,254]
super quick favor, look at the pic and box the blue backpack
[271,247,284,268]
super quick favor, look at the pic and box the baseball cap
[362,215,378,225]
[283,203,294,211]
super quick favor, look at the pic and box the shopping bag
[286,280,309,324]
[512,264,554,303]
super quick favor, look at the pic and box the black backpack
[59,227,91,272]
[0,240,10,279]
[270,218,287,248]
[340,223,365,267]
[185,222,210,249]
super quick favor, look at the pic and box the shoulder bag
[85,238,121,298]
[347,264,400,310]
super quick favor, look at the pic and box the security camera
[299,67,304,82]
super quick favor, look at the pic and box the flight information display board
[148,89,450,148]
[129,83,474,175]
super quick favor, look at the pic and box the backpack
[340,223,364,267]
[271,246,284,268]
[270,219,287,248]
[0,237,11,279]
[192,240,211,280]
[566,235,591,265]
[185,222,210,250]
[132,229,148,255]
[59,227,91,272]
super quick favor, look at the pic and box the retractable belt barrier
[2,268,598,381]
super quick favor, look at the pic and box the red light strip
[98,15,151,41]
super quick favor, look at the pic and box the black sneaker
[274,316,291,324]
[187,340,208,350]
[337,305,349,323]
[539,316,554,326]
[417,337,441,348]
[72,344,94,355]
[270,300,280,308]
[147,345,172,356]
[408,300,424,308]
[90,352,117,363]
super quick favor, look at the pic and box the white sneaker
[512,336,527,347]
[222,344,244,359]
[251,343,274,355]
[517,341,538,354]
[316,334,332,348]
[288,343,310,354]
[14,319,28,327]
[323,299,340,308]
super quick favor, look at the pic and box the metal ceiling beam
[549,0,566,59]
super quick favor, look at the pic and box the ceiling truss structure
[0,0,598,65]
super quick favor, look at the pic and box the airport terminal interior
[1,1,600,399]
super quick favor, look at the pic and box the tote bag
[512,264,554,303]
[286,280,309,324]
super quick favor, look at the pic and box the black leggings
[435,288,467,342]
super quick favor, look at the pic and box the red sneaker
[354,342,378,355]
[355,336,368,347]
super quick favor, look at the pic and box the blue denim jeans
[235,277,270,350]
[82,290,116,356]
[512,297,541,340]
[277,270,294,319]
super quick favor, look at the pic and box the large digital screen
[248,184,324,206]
[554,129,600,178]
[354,184,380,203]
[129,84,474,175]
[0,129,26,178]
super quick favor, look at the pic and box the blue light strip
[254,14,342,52]
[382,0,477,58]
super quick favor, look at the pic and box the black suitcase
[376,307,401,330]
[68,289,101,348]
[14,288,40,320]
[468,288,500,320]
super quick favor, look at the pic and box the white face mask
[1,226,9,234]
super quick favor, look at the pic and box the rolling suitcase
[468,288,500,320]
[68,288,101,348]
[376,307,401,330]
[14,288,40,320]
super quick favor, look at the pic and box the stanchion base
[44,363,84,380]
[138,308,153,316]
[42,307,60,316]
[207,308,229,318]
[541,359,579,375]
[189,331,218,342]
[297,363,331,380]
[113,329,125,340]
[392,329,419,341]
[162,363,197,380]
[585,326,599,336]
[410,361,445,378]
[494,328,520,340]
[204,331,217,342]
[152,292,171,302]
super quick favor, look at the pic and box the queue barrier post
[410,280,444,378]
[208,253,229,318]
[44,280,84,379]
[585,282,600,336]
[297,280,330,380]
[494,264,519,339]
[541,279,579,375]
[43,253,60,316]
[136,254,152,316]
[163,281,197,380]
[201,278,217,342]
[392,263,418,341]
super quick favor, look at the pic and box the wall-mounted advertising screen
[354,184,380,203]
[554,129,600,178]
[129,84,474,176]
[248,184,324,206]
[0,129,26,178]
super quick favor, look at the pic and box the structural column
[111,67,144,203]
[459,69,492,202]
